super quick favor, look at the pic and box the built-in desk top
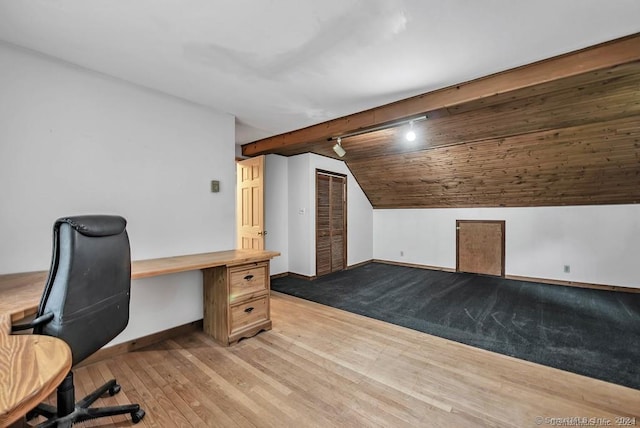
[0,249,280,334]
[132,249,280,279]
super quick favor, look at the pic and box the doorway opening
[236,156,265,250]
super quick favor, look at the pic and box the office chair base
[29,372,145,427]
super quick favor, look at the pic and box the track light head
[329,114,426,154]
[333,137,346,157]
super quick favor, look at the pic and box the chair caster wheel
[108,384,121,396]
[131,409,146,423]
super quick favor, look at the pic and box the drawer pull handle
[244,274,254,281]
[244,307,254,313]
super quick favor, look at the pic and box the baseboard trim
[374,259,639,293]
[505,275,640,294]
[77,319,204,368]
[270,272,289,279]
[287,272,317,281]
[347,259,374,270]
[373,259,456,273]
[271,260,374,282]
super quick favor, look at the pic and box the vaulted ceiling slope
[244,34,640,209]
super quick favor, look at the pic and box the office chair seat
[13,215,145,427]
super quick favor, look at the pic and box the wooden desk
[0,275,73,427]
[0,249,280,325]
[0,335,71,427]
[0,249,279,426]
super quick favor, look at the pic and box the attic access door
[316,170,347,277]
[456,220,505,277]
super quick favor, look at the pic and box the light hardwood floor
[42,292,640,427]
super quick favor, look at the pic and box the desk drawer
[229,262,268,301]
[230,296,268,334]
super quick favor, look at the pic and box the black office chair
[13,215,145,427]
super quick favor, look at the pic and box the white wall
[0,42,236,344]
[285,153,373,276]
[286,154,312,275]
[374,205,640,288]
[265,154,289,275]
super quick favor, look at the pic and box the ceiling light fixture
[405,120,417,142]
[328,115,427,149]
[333,137,346,157]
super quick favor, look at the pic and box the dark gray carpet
[271,262,640,390]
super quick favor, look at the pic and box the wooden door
[456,220,505,277]
[237,156,265,250]
[316,171,346,276]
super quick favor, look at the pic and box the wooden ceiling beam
[242,32,640,157]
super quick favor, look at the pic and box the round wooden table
[0,331,71,427]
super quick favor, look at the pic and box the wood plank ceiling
[242,34,640,209]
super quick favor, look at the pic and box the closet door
[316,171,346,276]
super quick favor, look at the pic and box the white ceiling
[1,1,639,145]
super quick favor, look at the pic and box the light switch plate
[210,180,220,193]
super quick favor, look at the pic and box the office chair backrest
[36,215,131,365]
